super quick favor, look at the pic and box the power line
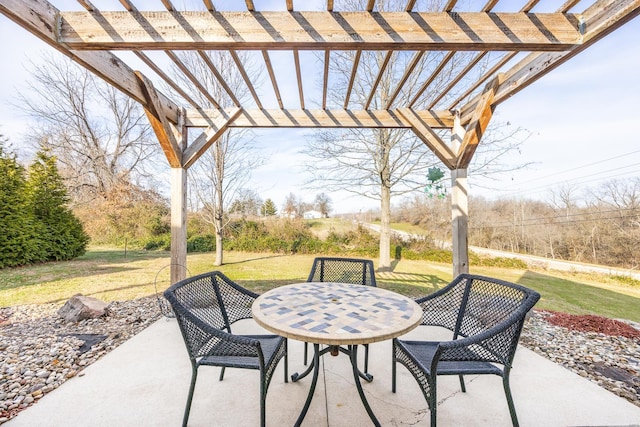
[488,165,640,198]
[497,148,640,190]
[471,213,640,230]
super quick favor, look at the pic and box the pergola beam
[186,108,454,129]
[57,11,584,51]
[136,71,183,168]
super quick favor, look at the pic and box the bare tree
[16,52,157,202]
[304,0,530,269]
[314,192,332,217]
[283,192,299,218]
[230,188,263,218]
[549,183,581,219]
[305,48,440,268]
[172,50,263,265]
[587,178,640,267]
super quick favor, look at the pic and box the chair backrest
[420,274,540,365]
[306,257,377,287]
[164,271,258,360]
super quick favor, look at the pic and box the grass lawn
[1,247,639,323]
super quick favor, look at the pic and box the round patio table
[252,282,422,426]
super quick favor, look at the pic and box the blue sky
[1,3,639,214]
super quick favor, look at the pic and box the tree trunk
[215,229,223,266]
[214,183,224,266]
[379,183,392,271]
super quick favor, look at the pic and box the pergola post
[451,114,469,277]
[171,167,188,283]
[451,169,469,277]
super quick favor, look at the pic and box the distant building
[303,210,323,219]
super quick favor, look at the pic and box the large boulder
[58,294,109,322]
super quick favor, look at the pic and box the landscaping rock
[57,295,109,322]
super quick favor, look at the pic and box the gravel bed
[520,310,640,407]
[0,297,162,424]
[0,299,639,424]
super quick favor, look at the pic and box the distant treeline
[393,179,640,270]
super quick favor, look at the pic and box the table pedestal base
[291,343,381,427]
[292,345,373,383]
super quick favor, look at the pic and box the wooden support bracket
[135,71,183,168]
[456,76,499,169]
[397,108,456,169]
[182,108,242,169]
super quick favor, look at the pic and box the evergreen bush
[0,143,44,267]
[0,144,88,268]
[26,150,89,261]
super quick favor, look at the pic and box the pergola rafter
[1,0,638,282]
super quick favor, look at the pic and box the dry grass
[1,247,639,323]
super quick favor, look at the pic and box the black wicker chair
[304,257,377,373]
[392,274,540,427]
[164,271,288,427]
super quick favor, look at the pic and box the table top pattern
[252,282,423,345]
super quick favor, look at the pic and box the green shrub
[255,236,290,253]
[401,248,453,263]
[0,144,90,268]
[187,235,216,252]
[610,275,640,288]
[470,253,528,269]
[143,234,171,251]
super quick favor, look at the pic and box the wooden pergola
[2,0,638,282]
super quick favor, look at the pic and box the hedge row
[136,220,526,270]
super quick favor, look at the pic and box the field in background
[1,246,639,323]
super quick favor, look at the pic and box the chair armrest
[176,305,264,360]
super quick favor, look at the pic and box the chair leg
[502,371,519,427]
[260,374,267,427]
[429,375,438,427]
[183,364,198,427]
[284,338,289,383]
[219,366,226,381]
[458,374,466,392]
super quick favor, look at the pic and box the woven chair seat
[395,340,503,376]
[199,334,284,369]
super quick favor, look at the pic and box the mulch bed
[544,310,640,339]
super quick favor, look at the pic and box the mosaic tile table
[253,282,422,427]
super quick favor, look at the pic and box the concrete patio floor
[6,317,640,427]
